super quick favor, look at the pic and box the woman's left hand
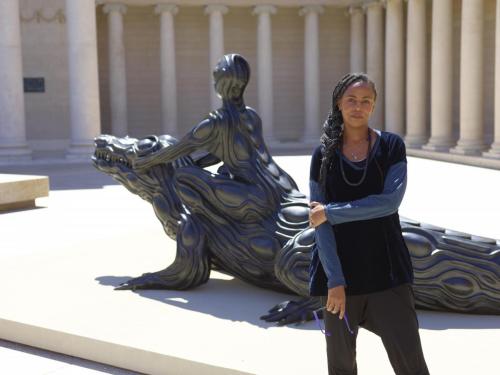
[309,201,327,227]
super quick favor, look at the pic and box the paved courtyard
[0,154,499,374]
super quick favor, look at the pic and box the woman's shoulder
[379,130,405,145]
[312,144,323,158]
[378,130,407,163]
[309,145,324,180]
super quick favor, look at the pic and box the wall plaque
[24,77,45,93]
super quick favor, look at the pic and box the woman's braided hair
[319,73,377,193]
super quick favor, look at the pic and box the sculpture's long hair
[213,54,250,100]
[319,73,377,193]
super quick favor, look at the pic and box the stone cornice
[348,5,364,15]
[204,4,229,15]
[363,0,385,11]
[252,5,278,16]
[103,3,128,14]
[96,0,354,7]
[298,5,325,17]
[154,4,179,15]
[20,9,65,24]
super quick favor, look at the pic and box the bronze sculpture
[93,54,500,324]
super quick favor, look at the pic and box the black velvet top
[309,131,414,296]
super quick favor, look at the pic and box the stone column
[484,0,500,159]
[424,0,454,152]
[65,0,101,159]
[405,0,427,148]
[385,0,404,136]
[451,0,486,155]
[103,4,128,137]
[205,4,228,110]
[0,0,31,162]
[365,1,384,130]
[300,5,324,141]
[253,5,276,142]
[155,4,178,136]
[349,6,365,73]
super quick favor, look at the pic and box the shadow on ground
[95,275,318,331]
[417,310,500,330]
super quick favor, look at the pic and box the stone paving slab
[0,156,499,374]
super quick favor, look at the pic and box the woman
[308,73,429,375]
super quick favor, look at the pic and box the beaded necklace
[339,129,372,187]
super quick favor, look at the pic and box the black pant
[321,284,429,375]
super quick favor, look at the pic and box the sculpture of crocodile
[92,54,500,324]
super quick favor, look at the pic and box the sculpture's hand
[131,144,176,170]
[309,201,327,228]
[260,297,322,326]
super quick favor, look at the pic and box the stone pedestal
[0,174,49,211]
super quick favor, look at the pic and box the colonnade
[98,2,327,143]
[1,0,500,162]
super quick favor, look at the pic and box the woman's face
[337,81,376,128]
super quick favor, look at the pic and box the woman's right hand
[326,285,346,319]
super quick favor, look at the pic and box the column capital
[154,4,178,16]
[348,6,365,16]
[363,0,385,11]
[204,4,228,16]
[299,5,324,17]
[102,3,127,15]
[252,5,277,16]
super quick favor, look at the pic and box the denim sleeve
[310,181,346,288]
[324,161,407,225]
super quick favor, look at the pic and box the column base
[422,138,455,152]
[404,135,428,149]
[302,133,321,144]
[450,140,487,156]
[483,143,500,160]
[267,140,318,155]
[66,142,96,161]
[263,135,275,143]
[0,143,32,163]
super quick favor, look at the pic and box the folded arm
[310,180,346,288]
[324,161,407,225]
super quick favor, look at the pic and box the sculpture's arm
[193,153,221,168]
[323,161,407,225]
[133,119,217,170]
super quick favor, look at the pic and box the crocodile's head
[92,134,179,197]
[92,134,186,238]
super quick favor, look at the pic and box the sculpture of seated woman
[93,54,500,324]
